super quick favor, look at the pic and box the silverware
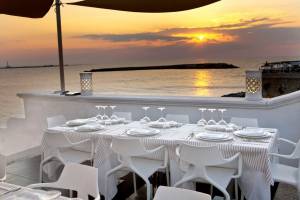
[185,132,195,140]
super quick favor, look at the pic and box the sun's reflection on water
[194,71,212,96]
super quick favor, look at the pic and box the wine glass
[140,106,151,123]
[95,105,103,120]
[102,105,109,120]
[110,105,118,119]
[218,109,228,125]
[197,108,207,126]
[207,108,217,125]
[157,107,166,122]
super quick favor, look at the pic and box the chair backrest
[55,163,99,200]
[166,114,190,124]
[230,117,258,127]
[47,115,67,128]
[154,186,211,200]
[0,154,6,181]
[113,112,132,121]
[179,144,225,167]
[111,137,148,157]
[291,139,300,159]
[43,131,72,149]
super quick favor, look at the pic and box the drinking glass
[157,107,166,122]
[102,105,109,120]
[140,106,151,123]
[95,105,102,119]
[207,108,217,125]
[110,105,118,119]
[197,108,207,126]
[218,109,228,125]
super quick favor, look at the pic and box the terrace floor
[5,156,297,200]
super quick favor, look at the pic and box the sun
[196,34,205,41]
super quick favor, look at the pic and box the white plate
[126,128,160,137]
[195,132,233,142]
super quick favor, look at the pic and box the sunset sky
[0,0,300,67]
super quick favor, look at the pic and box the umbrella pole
[55,0,66,94]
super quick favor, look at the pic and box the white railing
[3,90,300,165]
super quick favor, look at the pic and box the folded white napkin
[47,126,75,133]
[235,128,265,137]
[66,117,97,126]
[126,128,159,136]
[0,188,61,200]
[195,132,229,140]
[75,124,105,132]
[204,125,234,132]
[148,120,181,128]
[227,123,240,130]
[98,117,126,125]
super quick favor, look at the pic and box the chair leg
[166,167,170,186]
[145,180,152,200]
[173,175,194,187]
[133,173,137,196]
[105,165,124,200]
[210,185,213,196]
[39,161,44,183]
[241,193,244,200]
[235,179,238,200]
[132,170,152,200]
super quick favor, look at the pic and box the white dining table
[43,120,278,200]
[0,182,80,200]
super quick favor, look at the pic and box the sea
[0,56,298,127]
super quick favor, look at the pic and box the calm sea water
[0,57,297,126]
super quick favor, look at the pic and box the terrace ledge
[17,90,300,109]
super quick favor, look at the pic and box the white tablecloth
[43,121,278,200]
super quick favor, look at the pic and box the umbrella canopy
[68,0,219,13]
[0,0,54,18]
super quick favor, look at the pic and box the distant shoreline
[0,64,71,69]
[0,65,57,69]
[87,63,239,72]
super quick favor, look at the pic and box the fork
[185,132,195,140]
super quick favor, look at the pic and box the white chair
[154,186,211,200]
[166,114,190,124]
[105,137,169,200]
[269,138,300,198]
[28,163,100,200]
[40,131,94,182]
[230,117,258,127]
[174,144,242,200]
[47,115,67,128]
[0,155,6,182]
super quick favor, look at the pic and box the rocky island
[87,63,238,72]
